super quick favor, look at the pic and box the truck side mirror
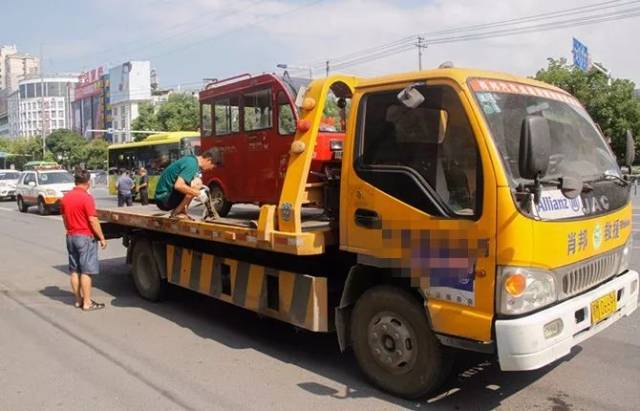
[519,116,551,180]
[625,129,635,168]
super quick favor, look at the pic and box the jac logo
[582,195,610,215]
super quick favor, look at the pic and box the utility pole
[40,44,45,158]
[416,36,426,71]
[325,60,330,77]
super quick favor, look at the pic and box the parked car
[0,170,21,200]
[15,169,75,215]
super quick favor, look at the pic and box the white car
[15,169,75,215]
[0,170,21,200]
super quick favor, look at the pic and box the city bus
[108,131,201,200]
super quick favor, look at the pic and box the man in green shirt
[155,152,216,219]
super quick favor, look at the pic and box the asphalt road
[0,187,639,411]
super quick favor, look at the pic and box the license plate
[333,150,343,160]
[590,291,617,325]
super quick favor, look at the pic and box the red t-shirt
[61,187,96,237]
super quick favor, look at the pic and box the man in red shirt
[60,169,107,311]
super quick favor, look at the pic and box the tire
[131,239,167,301]
[350,285,451,399]
[17,196,28,213]
[208,183,232,217]
[37,197,49,216]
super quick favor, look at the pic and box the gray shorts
[66,235,99,275]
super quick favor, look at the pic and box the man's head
[74,169,91,189]
[197,151,217,172]
[140,167,147,176]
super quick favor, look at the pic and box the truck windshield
[471,80,619,187]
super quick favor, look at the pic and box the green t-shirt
[155,156,199,201]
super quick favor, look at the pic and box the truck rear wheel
[350,285,450,399]
[131,239,167,301]
[208,183,232,217]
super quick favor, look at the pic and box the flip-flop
[169,213,195,221]
[82,301,105,312]
[74,302,82,308]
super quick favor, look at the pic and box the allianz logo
[537,194,610,214]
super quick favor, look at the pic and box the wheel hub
[367,312,417,374]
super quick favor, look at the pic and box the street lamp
[276,64,313,80]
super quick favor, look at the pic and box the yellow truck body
[99,68,638,399]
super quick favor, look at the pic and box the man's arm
[89,216,107,249]
[174,177,200,196]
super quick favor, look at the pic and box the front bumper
[0,189,15,197]
[496,269,638,371]
[43,196,62,205]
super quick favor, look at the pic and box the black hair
[74,168,91,184]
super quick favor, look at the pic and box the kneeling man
[155,152,216,219]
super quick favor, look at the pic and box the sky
[2,0,639,89]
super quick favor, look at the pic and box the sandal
[74,302,82,308]
[82,301,105,311]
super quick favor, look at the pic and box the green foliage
[131,93,199,142]
[535,58,640,160]
[131,102,160,141]
[80,139,109,169]
[156,93,199,131]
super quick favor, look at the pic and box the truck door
[243,87,275,202]
[341,80,498,342]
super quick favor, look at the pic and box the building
[109,61,151,143]
[8,75,78,138]
[0,45,18,90]
[0,89,8,137]
[4,53,40,92]
[72,67,112,141]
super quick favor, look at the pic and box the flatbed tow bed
[97,204,335,256]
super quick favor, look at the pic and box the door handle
[354,208,381,229]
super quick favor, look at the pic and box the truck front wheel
[131,239,167,301]
[350,285,450,399]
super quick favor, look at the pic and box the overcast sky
[2,0,639,88]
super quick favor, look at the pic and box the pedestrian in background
[137,167,149,205]
[60,169,107,311]
[116,170,134,207]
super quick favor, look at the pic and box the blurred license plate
[333,150,343,159]
[590,291,617,325]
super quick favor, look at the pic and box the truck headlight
[45,189,57,196]
[618,237,632,274]
[498,266,557,315]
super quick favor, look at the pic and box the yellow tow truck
[98,67,638,399]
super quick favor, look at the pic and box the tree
[45,129,87,168]
[535,58,640,159]
[131,93,199,142]
[81,139,109,170]
[131,102,160,141]
[156,93,199,132]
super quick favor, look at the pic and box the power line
[298,0,640,73]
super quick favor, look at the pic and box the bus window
[244,89,272,131]
[201,103,212,136]
[214,97,240,136]
[181,136,201,156]
[277,91,295,135]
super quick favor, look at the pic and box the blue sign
[572,37,589,72]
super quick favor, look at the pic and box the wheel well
[335,264,426,352]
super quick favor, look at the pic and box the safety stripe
[165,245,328,331]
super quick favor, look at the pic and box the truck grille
[556,247,623,299]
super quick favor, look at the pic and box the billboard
[75,67,104,101]
[572,38,589,72]
[109,61,151,105]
